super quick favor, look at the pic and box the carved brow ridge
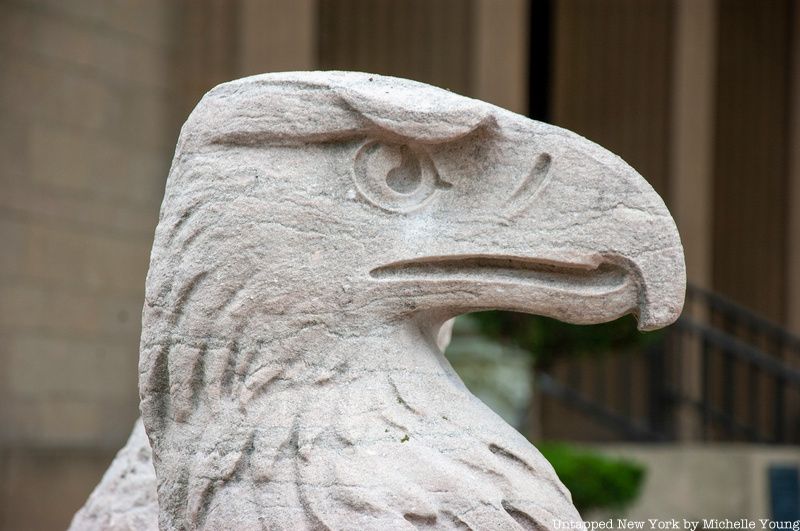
[185,75,501,149]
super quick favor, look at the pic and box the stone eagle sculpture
[71,72,685,530]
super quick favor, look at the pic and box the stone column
[787,6,800,335]
[669,0,717,441]
[238,0,318,77]
[472,0,529,115]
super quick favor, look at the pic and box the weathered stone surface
[68,418,157,530]
[74,71,685,529]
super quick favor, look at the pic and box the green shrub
[471,311,661,367]
[538,443,645,513]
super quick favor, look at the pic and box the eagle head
[139,72,685,529]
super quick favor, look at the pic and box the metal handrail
[675,317,800,385]
[536,372,665,442]
[540,283,800,443]
[686,284,800,352]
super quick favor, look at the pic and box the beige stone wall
[590,444,800,522]
[0,0,175,447]
[0,0,180,527]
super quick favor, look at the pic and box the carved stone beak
[371,245,683,332]
[369,133,685,332]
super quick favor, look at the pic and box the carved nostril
[506,152,553,217]
[510,152,552,201]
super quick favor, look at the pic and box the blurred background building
[1,0,799,528]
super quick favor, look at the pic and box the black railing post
[647,339,668,438]
[748,364,759,441]
[701,336,711,441]
[775,379,786,443]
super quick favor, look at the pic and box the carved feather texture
[146,336,576,529]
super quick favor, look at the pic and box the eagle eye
[353,140,443,213]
